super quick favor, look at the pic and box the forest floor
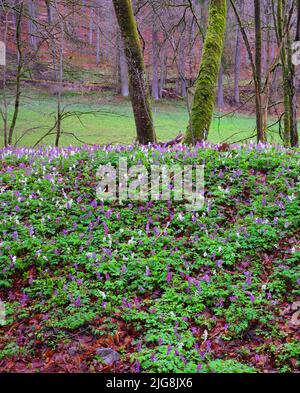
[0,144,299,373]
[0,88,281,147]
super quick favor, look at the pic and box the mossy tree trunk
[290,0,300,147]
[277,0,291,147]
[112,0,156,145]
[275,0,298,147]
[185,0,227,145]
[287,28,298,148]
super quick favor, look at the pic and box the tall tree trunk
[159,43,167,98]
[8,1,23,146]
[185,0,227,144]
[288,27,298,147]
[96,5,100,65]
[297,0,300,40]
[277,0,291,147]
[290,0,300,147]
[1,11,9,147]
[177,23,187,98]
[151,19,159,100]
[188,1,197,86]
[45,0,57,79]
[55,18,64,148]
[254,0,265,142]
[118,34,129,97]
[112,0,156,144]
[234,0,243,104]
[264,0,272,72]
[89,4,94,45]
[217,62,224,109]
[28,0,37,51]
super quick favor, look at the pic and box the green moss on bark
[112,0,156,145]
[277,0,291,147]
[185,0,227,145]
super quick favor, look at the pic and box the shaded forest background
[0,0,299,147]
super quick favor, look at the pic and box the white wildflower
[98,291,106,299]
[178,213,185,222]
[128,237,136,245]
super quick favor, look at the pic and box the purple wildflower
[91,199,98,209]
[132,361,140,373]
[249,292,255,303]
[20,293,29,306]
[74,296,81,307]
[103,222,109,235]
[205,340,212,351]
[136,341,142,352]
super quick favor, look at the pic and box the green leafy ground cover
[0,143,299,373]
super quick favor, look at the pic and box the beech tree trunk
[89,5,94,45]
[112,0,156,144]
[55,18,64,148]
[177,22,187,98]
[275,0,298,147]
[45,0,57,78]
[288,31,298,148]
[96,5,100,65]
[159,44,167,99]
[254,0,265,143]
[151,20,159,100]
[290,0,299,147]
[118,34,129,97]
[234,0,243,104]
[2,11,9,147]
[28,0,37,51]
[8,1,23,146]
[297,0,300,41]
[185,0,227,144]
[217,62,224,109]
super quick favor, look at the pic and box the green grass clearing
[0,90,280,147]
